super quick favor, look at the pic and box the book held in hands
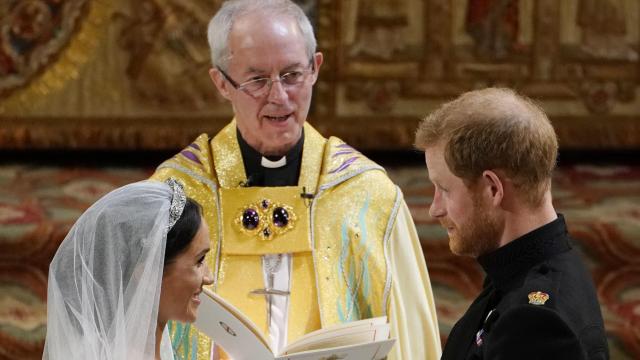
[194,288,395,360]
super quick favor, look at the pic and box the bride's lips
[192,290,202,305]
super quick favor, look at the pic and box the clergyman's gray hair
[207,0,317,71]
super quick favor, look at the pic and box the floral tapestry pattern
[1,163,639,359]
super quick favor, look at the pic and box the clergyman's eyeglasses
[217,59,315,98]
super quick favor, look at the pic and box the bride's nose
[202,265,214,285]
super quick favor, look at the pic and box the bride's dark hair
[165,198,203,264]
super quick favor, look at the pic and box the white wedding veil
[44,180,179,360]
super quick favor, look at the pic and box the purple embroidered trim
[332,150,355,157]
[180,150,202,165]
[332,150,356,157]
[329,156,359,174]
[188,143,201,151]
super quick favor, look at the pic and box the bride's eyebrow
[195,249,210,258]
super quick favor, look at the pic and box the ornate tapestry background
[1,0,639,149]
[0,163,639,359]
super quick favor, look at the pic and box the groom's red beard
[441,192,503,258]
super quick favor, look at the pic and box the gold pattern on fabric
[197,333,212,359]
[313,137,397,328]
[210,121,326,348]
[215,252,270,338]
[287,253,322,343]
[0,0,111,114]
[221,187,311,254]
[215,249,319,346]
[174,133,215,174]
[151,122,397,356]
[298,122,327,194]
[319,136,383,185]
[165,306,214,359]
[211,120,247,189]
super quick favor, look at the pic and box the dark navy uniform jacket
[441,215,608,360]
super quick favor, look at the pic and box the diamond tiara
[166,178,187,231]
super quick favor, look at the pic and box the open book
[194,288,395,360]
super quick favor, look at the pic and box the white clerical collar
[261,156,287,169]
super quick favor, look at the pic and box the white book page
[276,339,396,360]
[194,288,274,360]
[282,316,389,355]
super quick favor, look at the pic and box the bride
[44,179,213,359]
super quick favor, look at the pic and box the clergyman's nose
[267,79,288,103]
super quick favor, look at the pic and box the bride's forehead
[181,220,210,255]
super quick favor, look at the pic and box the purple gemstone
[242,208,259,230]
[261,199,269,209]
[263,228,271,237]
[273,207,289,227]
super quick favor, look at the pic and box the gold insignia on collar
[528,291,550,305]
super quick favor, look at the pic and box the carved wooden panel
[1,0,638,150]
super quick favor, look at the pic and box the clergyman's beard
[447,194,502,258]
